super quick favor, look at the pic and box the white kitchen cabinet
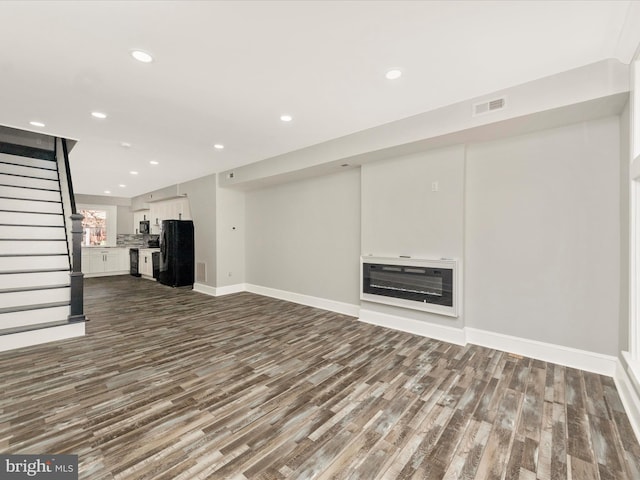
[149,197,192,234]
[132,209,150,234]
[138,248,159,278]
[140,251,153,277]
[82,248,129,277]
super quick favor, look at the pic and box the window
[80,209,107,246]
[77,203,117,247]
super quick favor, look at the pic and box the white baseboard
[466,327,617,377]
[616,352,640,443]
[245,284,360,317]
[358,308,466,346]
[0,322,85,352]
[216,283,247,296]
[193,282,246,297]
[84,270,129,278]
[193,282,617,377]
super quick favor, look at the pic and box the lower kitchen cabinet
[82,248,129,277]
[138,249,160,278]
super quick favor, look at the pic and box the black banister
[61,138,77,214]
[56,136,85,322]
[68,213,86,322]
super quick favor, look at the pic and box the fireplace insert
[361,257,458,316]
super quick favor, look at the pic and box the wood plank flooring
[1,275,640,479]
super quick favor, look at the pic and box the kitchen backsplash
[117,234,160,247]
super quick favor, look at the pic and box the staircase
[0,130,86,352]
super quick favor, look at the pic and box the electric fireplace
[361,257,458,316]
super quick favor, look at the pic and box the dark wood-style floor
[1,276,639,479]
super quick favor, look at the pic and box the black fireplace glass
[363,262,453,307]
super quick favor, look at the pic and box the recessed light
[131,50,153,63]
[149,160,159,165]
[120,142,132,148]
[29,121,45,127]
[91,111,107,119]
[130,171,138,175]
[104,190,111,194]
[385,69,402,80]
[214,144,224,150]
[119,184,126,188]
[280,114,292,122]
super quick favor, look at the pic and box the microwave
[139,220,150,234]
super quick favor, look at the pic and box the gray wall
[131,185,179,211]
[216,186,245,287]
[465,117,621,355]
[74,194,133,234]
[167,174,217,288]
[245,168,361,305]
[360,145,466,328]
[620,102,631,354]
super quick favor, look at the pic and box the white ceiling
[0,0,638,197]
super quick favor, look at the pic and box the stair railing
[55,137,86,322]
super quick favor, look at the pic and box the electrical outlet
[431,181,439,192]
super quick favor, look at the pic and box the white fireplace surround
[360,256,459,317]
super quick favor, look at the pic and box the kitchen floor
[1,275,639,479]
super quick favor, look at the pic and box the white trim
[465,327,617,377]
[193,282,218,296]
[615,353,640,444]
[194,282,621,376]
[358,308,466,346]
[0,322,85,352]
[216,283,246,296]
[245,284,360,317]
[193,282,246,297]
[84,270,129,278]
[360,256,459,317]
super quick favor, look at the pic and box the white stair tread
[0,173,58,191]
[0,211,64,226]
[0,304,70,330]
[0,185,61,202]
[0,224,66,240]
[1,240,67,255]
[0,287,70,309]
[1,197,62,214]
[0,255,68,271]
[0,162,58,180]
[0,321,84,352]
[0,152,57,171]
[0,270,69,289]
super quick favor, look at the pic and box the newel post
[68,213,86,322]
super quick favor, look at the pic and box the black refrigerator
[158,220,194,288]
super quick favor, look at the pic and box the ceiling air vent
[472,96,507,117]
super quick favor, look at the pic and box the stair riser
[0,255,69,271]
[0,152,57,171]
[0,240,67,255]
[0,163,58,180]
[0,185,61,202]
[0,287,70,309]
[0,271,69,289]
[1,198,62,214]
[0,173,59,190]
[0,305,70,330]
[0,322,84,353]
[0,225,66,240]
[0,211,64,226]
